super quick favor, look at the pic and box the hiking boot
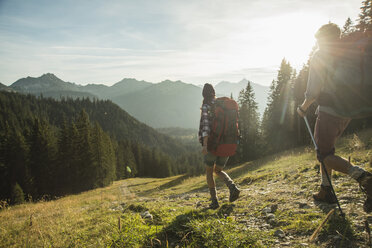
[313,185,337,204]
[229,184,241,202]
[209,199,219,209]
[364,197,372,213]
[357,171,372,198]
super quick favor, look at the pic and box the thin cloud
[0,0,362,86]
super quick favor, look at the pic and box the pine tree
[115,140,137,179]
[113,140,125,180]
[123,144,137,177]
[67,122,81,193]
[91,122,116,188]
[75,110,94,191]
[28,118,57,198]
[261,59,296,154]
[238,81,261,161]
[132,143,144,176]
[0,123,11,200]
[10,130,33,198]
[342,17,356,37]
[357,0,372,32]
[56,118,71,195]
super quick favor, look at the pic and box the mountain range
[7,73,269,128]
[214,79,269,115]
[0,82,14,92]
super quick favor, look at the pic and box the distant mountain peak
[40,73,60,80]
[118,78,136,83]
[114,78,150,87]
[159,79,184,85]
[238,78,249,84]
[42,72,56,77]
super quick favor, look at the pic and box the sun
[266,12,325,69]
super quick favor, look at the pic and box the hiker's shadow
[199,202,237,216]
[217,203,236,217]
[149,203,237,247]
[313,199,337,214]
[312,200,355,247]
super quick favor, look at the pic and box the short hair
[315,23,341,41]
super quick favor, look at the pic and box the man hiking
[297,23,372,212]
[198,83,241,209]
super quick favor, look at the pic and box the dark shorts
[204,152,229,167]
[314,111,350,161]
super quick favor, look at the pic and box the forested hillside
[0,92,204,203]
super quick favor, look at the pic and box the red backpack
[208,97,239,157]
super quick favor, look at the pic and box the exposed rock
[298,203,310,209]
[262,206,272,213]
[262,204,278,213]
[274,229,285,238]
[266,213,275,220]
[140,211,153,220]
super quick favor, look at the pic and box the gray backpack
[320,36,372,118]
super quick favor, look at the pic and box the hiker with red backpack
[297,23,372,213]
[198,83,241,209]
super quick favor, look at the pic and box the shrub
[11,183,25,205]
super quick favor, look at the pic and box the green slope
[1,128,371,247]
[0,91,187,157]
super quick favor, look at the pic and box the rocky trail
[117,154,372,247]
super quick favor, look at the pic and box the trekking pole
[303,116,345,217]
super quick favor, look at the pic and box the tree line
[0,92,204,204]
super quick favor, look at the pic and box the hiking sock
[320,166,331,187]
[348,166,365,181]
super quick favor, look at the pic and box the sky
[0,0,362,87]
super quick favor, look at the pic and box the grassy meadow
[1,129,372,247]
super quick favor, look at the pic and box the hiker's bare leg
[323,155,350,174]
[206,165,216,188]
[214,166,232,183]
[323,154,366,180]
[322,154,365,186]
[213,156,234,187]
[206,165,219,208]
[214,163,240,202]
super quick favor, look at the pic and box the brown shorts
[314,111,350,161]
[204,152,229,167]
